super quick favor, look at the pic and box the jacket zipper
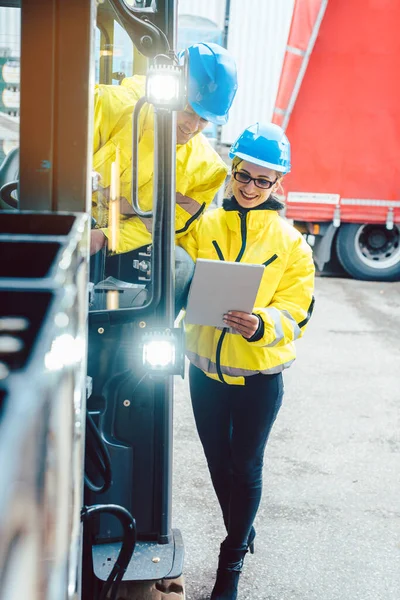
[235,211,248,262]
[175,202,206,234]
[215,328,228,382]
[213,240,227,382]
[216,211,248,382]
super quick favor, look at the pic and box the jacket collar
[223,195,284,213]
[223,196,282,232]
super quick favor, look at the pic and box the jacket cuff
[246,314,265,343]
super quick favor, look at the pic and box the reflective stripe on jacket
[92,76,228,253]
[178,199,315,385]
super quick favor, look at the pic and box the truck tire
[106,576,185,599]
[336,223,400,281]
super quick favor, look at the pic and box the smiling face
[176,105,209,145]
[231,160,281,208]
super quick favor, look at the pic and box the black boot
[210,541,248,600]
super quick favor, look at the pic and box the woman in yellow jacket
[178,123,315,600]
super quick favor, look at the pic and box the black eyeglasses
[233,170,277,189]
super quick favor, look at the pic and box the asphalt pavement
[172,277,400,600]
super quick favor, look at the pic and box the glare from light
[147,74,180,103]
[45,334,85,371]
[143,340,176,369]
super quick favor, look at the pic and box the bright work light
[147,72,180,103]
[142,328,184,375]
[143,339,175,369]
[146,60,186,110]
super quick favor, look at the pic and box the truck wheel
[336,223,400,281]
[106,576,185,599]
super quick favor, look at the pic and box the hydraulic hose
[81,504,136,600]
[84,412,112,494]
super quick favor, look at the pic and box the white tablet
[185,259,265,328]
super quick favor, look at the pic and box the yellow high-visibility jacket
[178,197,315,385]
[92,76,228,254]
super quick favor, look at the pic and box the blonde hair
[224,156,285,200]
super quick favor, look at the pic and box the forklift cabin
[0,1,186,598]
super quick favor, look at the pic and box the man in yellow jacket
[90,43,238,309]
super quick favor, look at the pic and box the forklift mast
[0,1,186,599]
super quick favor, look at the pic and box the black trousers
[189,363,284,549]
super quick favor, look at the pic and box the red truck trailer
[273,0,400,281]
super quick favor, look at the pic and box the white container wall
[224,0,294,143]
[178,0,295,144]
[0,7,20,57]
[178,0,226,30]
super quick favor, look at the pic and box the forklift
[0,0,187,598]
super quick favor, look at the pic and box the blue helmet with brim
[229,123,291,173]
[182,43,238,125]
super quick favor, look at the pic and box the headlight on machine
[146,59,186,110]
[141,328,184,376]
[143,339,175,369]
[147,72,180,104]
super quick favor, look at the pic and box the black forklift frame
[0,0,184,597]
[86,0,185,588]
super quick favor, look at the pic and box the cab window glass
[95,20,134,84]
[92,0,150,312]
[122,0,156,10]
[0,6,20,165]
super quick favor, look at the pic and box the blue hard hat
[229,123,291,173]
[181,43,238,125]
